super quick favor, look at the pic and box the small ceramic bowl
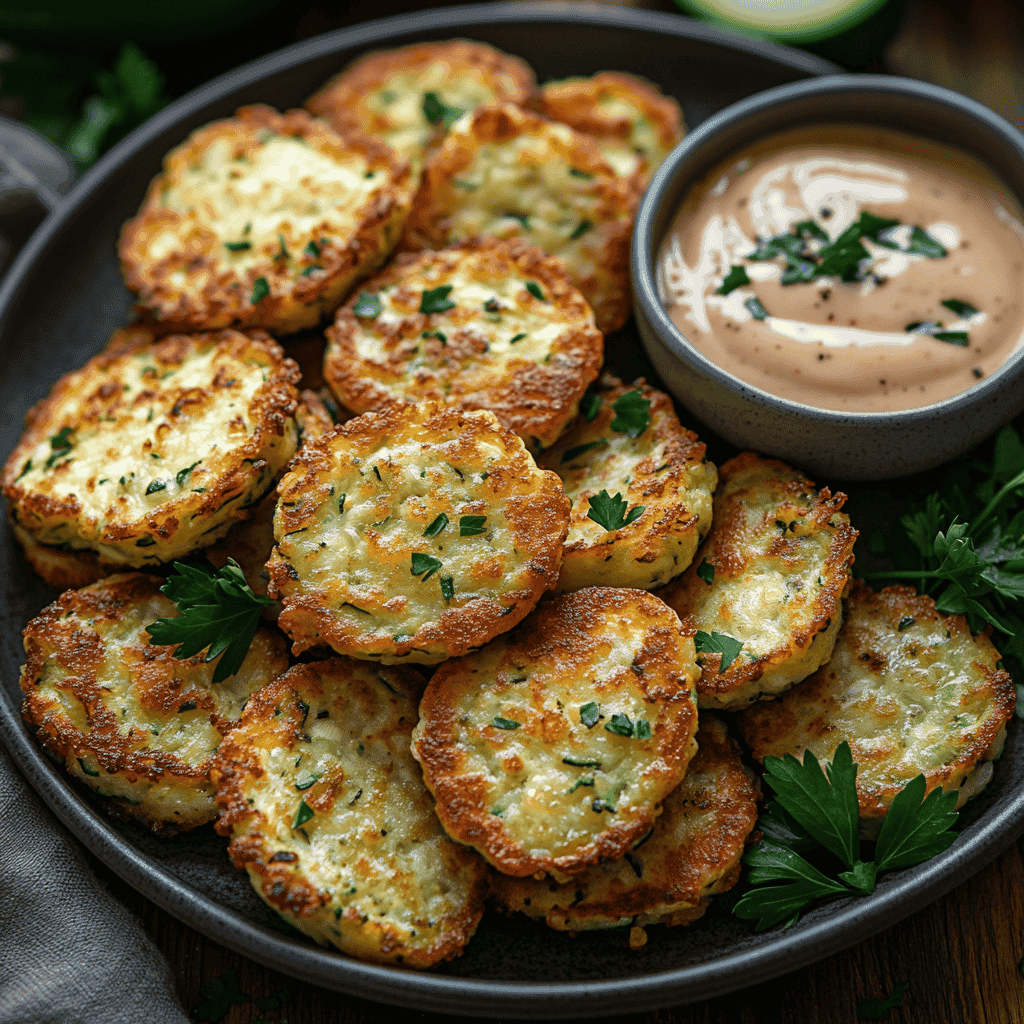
[631,75,1024,480]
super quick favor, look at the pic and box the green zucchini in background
[671,0,908,69]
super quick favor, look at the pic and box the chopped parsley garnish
[304,239,321,258]
[694,629,743,671]
[250,277,270,304]
[275,234,288,260]
[580,392,603,421]
[422,91,464,129]
[145,479,166,495]
[562,440,608,463]
[296,773,321,791]
[423,329,447,343]
[906,320,944,334]
[525,280,545,301]
[745,297,769,321]
[484,297,500,313]
[697,558,715,585]
[567,777,595,794]
[411,552,443,580]
[604,713,634,737]
[906,225,947,258]
[337,493,346,515]
[940,298,979,318]
[176,461,200,487]
[293,800,315,829]
[898,616,916,631]
[587,489,645,531]
[509,332,526,344]
[420,285,456,315]
[635,719,652,739]
[933,331,969,346]
[563,755,602,768]
[493,717,521,730]
[568,166,593,178]
[224,240,251,251]
[440,575,455,601]
[145,558,275,684]
[569,219,593,240]
[792,218,829,241]
[610,390,651,437]
[77,757,100,777]
[423,513,448,537]
[733,743,959,931]
[716,265,750,295]
[45,426,74,469]
[459,515,487,536]
[579,701,600,728]
[15,459,31,480]
[591,797,616,814]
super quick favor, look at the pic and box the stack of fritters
[5,36,1015,972]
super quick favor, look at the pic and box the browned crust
[659,452,858,699]
[18,572,287,834]
[739,580,1017,818]
[2,329,299,564]
[8,515,112,589]
[540,72,684,191]
[119,105,413,334]
[552,372,711,565]
[398,103,634,334]
[305,39,538,157]
[212,660,487,968]
[267,402,569,660]
[413,587,700,877]
[323,239,603,449]
[491,716,758,926]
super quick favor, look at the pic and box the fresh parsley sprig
[587,490,645,531]
[145,559,274,684]
[733,742,959,931]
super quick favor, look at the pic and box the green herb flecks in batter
[422,91,464,130]
[420,285,456,315]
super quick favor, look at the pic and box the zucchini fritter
[3,328,300,573]
[19,573,288,834]
[411,587,700,879]
[540,72,684,192]
[737,581,1015,828]
[305,39,536,168]
[267,402,570,664]
[492,715,757,931]
[658,453,857,710]
[213,659,488,968]
[323,239,603,451]
[399,102,635,333]
[119,105,414,334]
[538,374,716,591]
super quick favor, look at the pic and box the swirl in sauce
[656,124,1024,412]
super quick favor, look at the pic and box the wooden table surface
[13,0,1024,1020]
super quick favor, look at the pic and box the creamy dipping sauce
[656,124,1024,412]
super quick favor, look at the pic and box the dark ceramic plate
[1,3,1021,1017]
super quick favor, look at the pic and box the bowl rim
[632,73,1024,424]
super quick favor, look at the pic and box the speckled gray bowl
[632,75,1024,481]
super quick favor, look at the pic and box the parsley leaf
[933,331,969,345]
[580,392,603,421]
[440,576,455,601]
[352,291,381,317]
[411,552,443,580]
[493,717,521,730]
[569,219,593,240]
[145,559,275,684]
[293,799,315,828]
[250,276,270,304]
[193,968,250,1022]
[906,225,947,258]
[459,514,487,536]
[745,296,769,320]
[604,713,634,737]
[586,490,645,531]
[697,558,715,584]
[873,774,959,870]
[694,630,743,672]
[716,265,750,295]
[45,426,74,468]
[579,702,600,728]
[420,285,456,315]
[525,280,545,301]
[857,980,910,1019]
[422,91,464,129]
[610,390,651,438]
[940,298,979,318]
[423,513,448,537]
[224,240,251,251]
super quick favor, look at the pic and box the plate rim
[4,3,1021,1017]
